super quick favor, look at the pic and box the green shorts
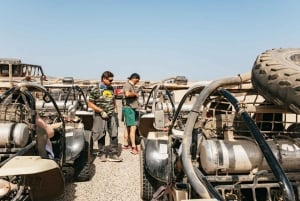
[122,107,138,126]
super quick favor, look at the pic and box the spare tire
[252,48,300,113]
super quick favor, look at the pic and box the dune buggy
[139,48,300,201]
[0,82,93,201]
[38,79,94,182]
[0,58,47,91]
[178,72,300,201]
[140,69,300,201]
[139,82,207,200]
[144,73,300,200]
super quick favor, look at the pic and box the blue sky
[1,1,300,81]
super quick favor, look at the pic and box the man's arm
[88,101,103,113]
[113,99,118,113]
[36,116,54,138]
[124,90,138,98]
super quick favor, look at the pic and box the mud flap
[26,167,65,201]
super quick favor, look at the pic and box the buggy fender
[0,156,61,176]
[144,131,169,182]
[65,125,85,161]
[0,156,64,201]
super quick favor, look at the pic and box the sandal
[130,147,139,155]
[122,145,130,150]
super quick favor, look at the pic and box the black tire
[140,149,156,201]
[252,48,300,113]
[74,141,92,182]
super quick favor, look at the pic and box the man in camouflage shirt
[88,71,122,162]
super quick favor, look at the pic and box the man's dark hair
[101,71,114,81]
[128,73,140,80]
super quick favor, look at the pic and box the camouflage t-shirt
[89,83,115,115]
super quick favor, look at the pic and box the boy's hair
[101,71,114,81]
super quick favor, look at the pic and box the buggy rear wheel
[140,148,156,201]
[74,140,92,182]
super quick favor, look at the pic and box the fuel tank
[0,123,29,147]
[200,138,300,174]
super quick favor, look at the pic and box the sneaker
[130,147,139,155]
[108,154,123,162]
[98,154,107,162]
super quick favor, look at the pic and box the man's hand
[101,111,109,119]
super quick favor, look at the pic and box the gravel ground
[55,100,142,201]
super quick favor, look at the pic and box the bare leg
[36,131,48,158]
[36,117,54,138]
[123,126,129,146]
[129,125,137,148]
